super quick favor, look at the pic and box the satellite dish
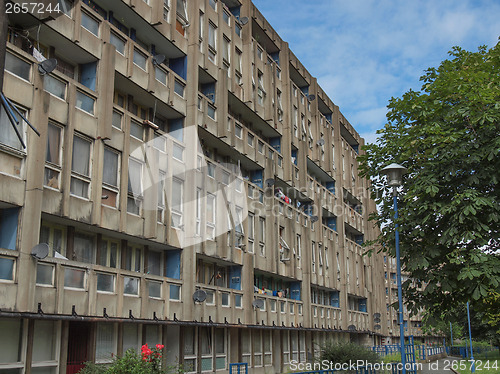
[31,243,49,260]
[193,289,207,303]
[317,138,325,146]
[307,94,316,102]
[265,178,275,187]
[252,299,264,309]
[310,216,319,223]
[38,58,58,75]
[348,325,356,331]
[374,317,381,323]
[153,54,166,66]
[239,16,249,26]
[373,312,381,318]
[374,324,381,330]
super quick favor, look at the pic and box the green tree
[359,41,500,323]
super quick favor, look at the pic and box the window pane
[133,49,147,70]
[123,324,139,353]
[103,148,119,187]
[148,281,162,298]
[123,276,139,295]
[0,318,22,362]
[75,91,95,114]
[110,32,125,54]
[5,52,30,80]
[148,251,161,276]
[97,273,114,292]
[174,80,184,97]
[234,294,242,308]
[44,75,66,99]
[64,268,85,288]
[173,143,184,160]
[70,177,89,198]
[169,284,180,300]
[81,12,99,36]
[171,179,183,212]
[112,111,122,129]
[46,123,61,165]
[33,320,55,361]
[0,104,25,150]
[96,323,115,363]
[73,233,93,263]
[0,258,14,280]
[130,121,144,140]
[155,67,167,84]
[36,263,53,285]
[128,159,142,196]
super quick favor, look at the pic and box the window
[0,103,26,151]
[173,143,184,161]
[257,46,263,60]
[81,11,99,36]
[158,0,168,21]
[64,268,86,289]
[36,263,54,285]
[98,238,119,268]
[110,32,125,54]
[123,276,139,295]
[125,245,142,272]
[95,323,116,363]
[0,257,15,281]
[44,122,62,189]
[207,162,215,178]
[176,0,188,21]
[73,232,94,263]
[174,79,185,97]
[96,272,115,293]
[112,110,122,130]
[133,48,147,70]
[5,51,31,81]
[76,90,95,114]
[208,22,216,62]
[127,158,143,215]
[258,217,265,256]
[196,188,202,236]
[70,134,92,198]
[130,120,144,140]
[248,213,254,253]
[235,124,242,138]
[235,48,242,73]
[102,147,120,207]
[44,74,66,99]
[208,0,216,10]
[157,171,166,222]
[206,193,216,240]
[223,9,230,24]
[207,103,216,119]
[148,280,162,298]
[165,284,180,301]
[171,178,183,228]
[222,36,230,63]
[155,66,167,85]
[248,133,254,147]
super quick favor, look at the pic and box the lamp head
[380,163,407,187]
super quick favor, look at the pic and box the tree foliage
[359,41,500,323]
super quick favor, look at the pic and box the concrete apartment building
[0,0,426,372]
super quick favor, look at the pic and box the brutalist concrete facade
[0,0,396,373]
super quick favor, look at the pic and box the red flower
[156,344,164,350]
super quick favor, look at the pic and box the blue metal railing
[229,363,248,374]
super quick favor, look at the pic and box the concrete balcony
[344,203,364,233]
[310,304,342,329]
[252,293,304,328]
[347,310,369,331]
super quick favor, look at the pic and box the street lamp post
[381,163,408,374]
[467,301,475,373]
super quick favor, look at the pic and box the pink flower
[156,344,164,350]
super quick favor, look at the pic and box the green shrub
[319,341,381,365]
[79,345,183,374]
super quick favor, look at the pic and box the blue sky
[252,0,500,144]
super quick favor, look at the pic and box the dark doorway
[67,322,91,374]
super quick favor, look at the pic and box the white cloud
[252,0,500,137]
